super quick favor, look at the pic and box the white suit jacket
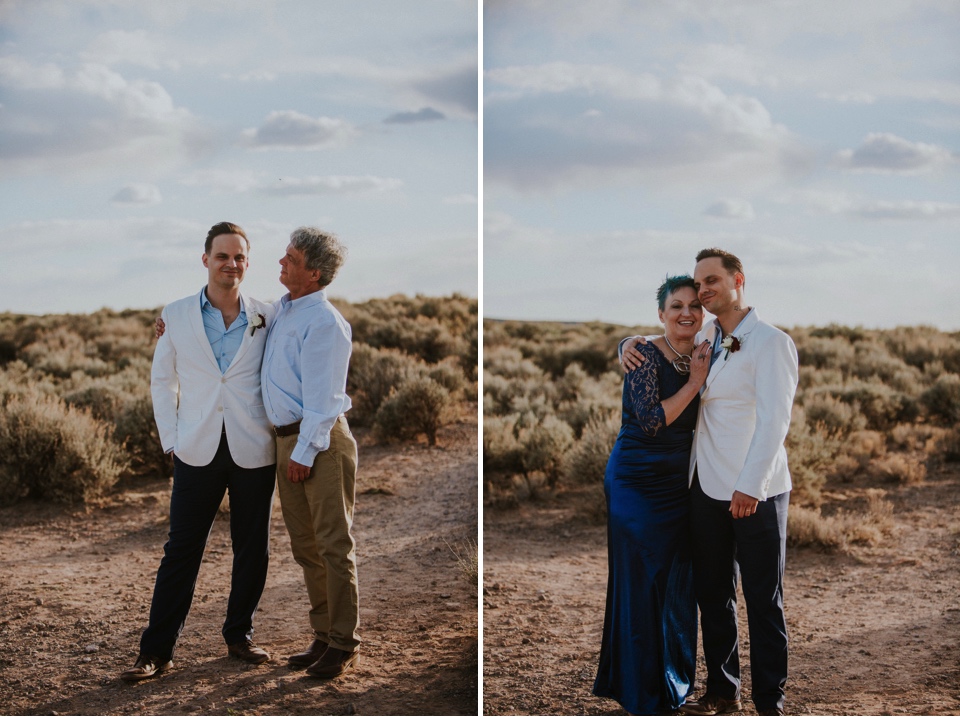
[151,289,277,469]
[689,309,799,501]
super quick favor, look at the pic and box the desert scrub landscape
[0,294,479,716]
[483,318,960,715]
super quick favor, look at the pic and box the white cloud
[0,59,205,176]
[81,29,179,70]
[261,176,403,197]
[485,63,807,191]
[443,193,477,205]
[703,199,755,220]
[111,183,163,205]
[679,44,779,87]
[782,189,960,221]
[240,111,358,150]
[181,170,402,196]
[835,132,955,173]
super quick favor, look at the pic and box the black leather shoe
[757,709,784,716]
[306,646,359,678]
[227,640,270,664]
[120,654,173,682]
[680,694,743,715]
[288,638,328,668]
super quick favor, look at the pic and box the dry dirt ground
[483,463,960,716]
[0,412,478,716]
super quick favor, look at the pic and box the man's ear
[202,253,209,268]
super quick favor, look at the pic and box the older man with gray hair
[261,227,360,678]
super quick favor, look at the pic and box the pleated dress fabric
[593,341,698,715]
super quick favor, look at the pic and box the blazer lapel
[189,289,222,372]
[704,310,759,390]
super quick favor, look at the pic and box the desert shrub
[921,373,960,424]
[0,390,128,505]
[784,407,839,506]
[561,413,619,486]
[374,376,451,446]
[835,382,918,430]
[929,426,960,462]
[888,423,945,452]
[427,357,468,398]
[868,453,927,484]
[849,343,914,385]
[348,344,426,424]
[801,392,867,435]
[114,392,168,477]
[788,490,894,551]
[797,336,856,371]
[843,430,887,469]
[517,414,575,486]
[483,414,525,477]
[797,366,843,390]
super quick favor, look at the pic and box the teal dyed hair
[656,274,696,311]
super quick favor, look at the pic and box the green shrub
[518,414,575,486]
[561,413,619,486]
[921,373,960,424]
[0,390,128,505]
[374,376,452,446]
[348,344,425,424]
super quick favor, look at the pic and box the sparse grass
[446,538,478,584]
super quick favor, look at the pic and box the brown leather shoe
[120,654,173,682]
[680,694,743,715]
[288,638,329,668]
[305,646,359,678]
[227,640,270,664]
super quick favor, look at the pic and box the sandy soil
[483,463,960,716]
[0,411,478,716]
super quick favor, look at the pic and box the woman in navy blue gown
[593,276,712,715]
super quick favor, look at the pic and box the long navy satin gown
[593,342,698,715]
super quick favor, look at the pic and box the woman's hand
[620,336,649,372]
[688,340,712,387]
[155,317,166,340]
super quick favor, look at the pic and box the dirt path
[0,413,478,716]
[483,465,960,715]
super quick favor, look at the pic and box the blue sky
[483,0,960,330]
[0,0,477,314]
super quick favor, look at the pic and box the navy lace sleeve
[624,345,666,437]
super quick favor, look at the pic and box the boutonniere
[249,312,266,336]
[720,335,742,360]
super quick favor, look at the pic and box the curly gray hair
[289,226,347,288]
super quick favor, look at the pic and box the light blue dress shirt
[200,288,248,374]
[261,289,353,466]
[710,308,753,367]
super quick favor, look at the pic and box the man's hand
[155,317,165,340]
[730,490,759,519]
[620,336,649,373]
[287,459,311,483]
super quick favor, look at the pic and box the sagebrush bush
[375,376,452,446]
[561,413,619,485]
[921,373,960,424]
[0,390,128,504]
[348,344,425,424]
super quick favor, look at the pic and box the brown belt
[273,420,301,437]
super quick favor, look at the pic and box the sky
[0,0,478,314]
[483,0,960,331]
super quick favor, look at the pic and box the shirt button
[221,378,227,384]
[217,406,223,412]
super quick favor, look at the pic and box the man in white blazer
[122,222,278,681]
[621,249,798,716]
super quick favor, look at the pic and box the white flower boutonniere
[720,335,742,361]
[250,312,266,336]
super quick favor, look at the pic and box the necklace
[663,335,692,375]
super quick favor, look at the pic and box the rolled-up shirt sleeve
[291,313,352,466]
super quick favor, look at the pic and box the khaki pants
[276,416,360,652]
